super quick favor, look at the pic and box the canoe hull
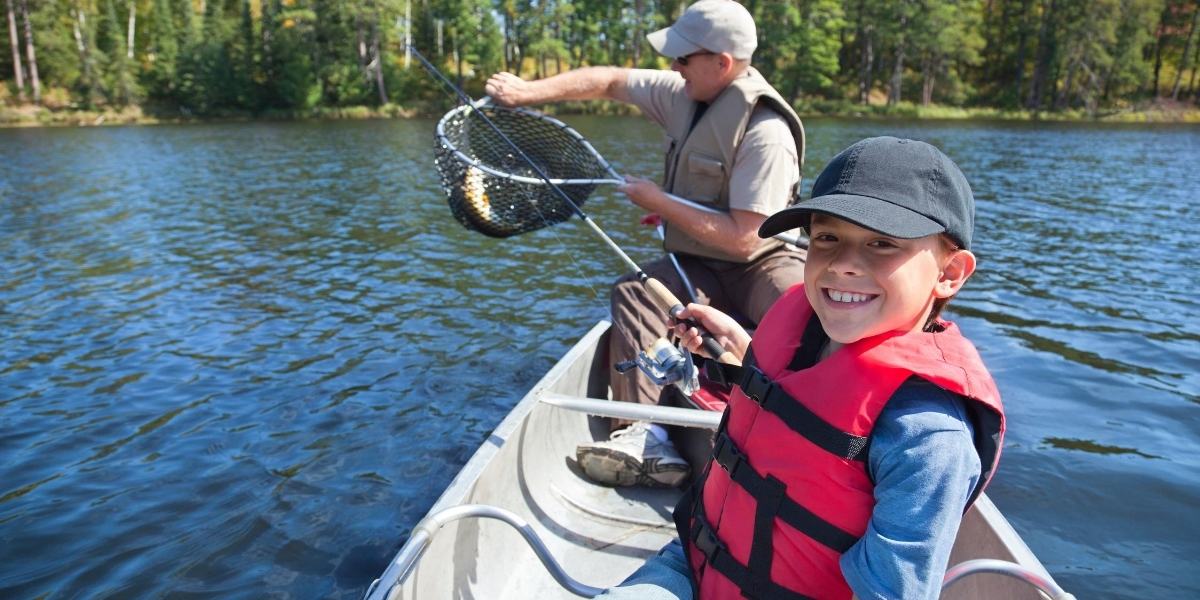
[370,321,1057,599]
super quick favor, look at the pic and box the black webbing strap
[704,357,871,462]
[713,432,859,554]
[690,516,815,600]
[746,474,786,599]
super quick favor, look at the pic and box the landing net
[434,103,619,238]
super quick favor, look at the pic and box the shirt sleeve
[625,69,687,129]
[727,105,799,215]
[839,379,981,600]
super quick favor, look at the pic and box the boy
[601,136,1005,599]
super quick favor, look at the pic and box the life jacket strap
[690,516,816,600]
[714,432,859,554]
[704,357,871,462]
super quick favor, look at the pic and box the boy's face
[804,214,975,348]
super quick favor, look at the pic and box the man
[486,0,806,488]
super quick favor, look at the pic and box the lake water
[1,116,1197,599]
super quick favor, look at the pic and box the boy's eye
[868,239,900,249]
[811,233,837,242]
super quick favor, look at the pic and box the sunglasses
[674,51,715,66]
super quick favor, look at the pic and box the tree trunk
[502,9,511,72]
[1014,0,1031,104]
[1152,3,1169,97]
[18,0,37,103]
[453,32,463,87]
[633,0,643,67]
[70,4,99,106]
[5,0,23,101]
[372,31,387,104]
[1055,56,1077,109]
[921,55,936,105]
[399,0,408,69]
[436,18,443,57]
[1026,0,1057,110]
[1171,4,1199,99]
[357,18,369,82]
[261,0,274,80]
[889,18,907,106]
[858,1,874,106]
[1188,36,1200,99]
[126,0,135,59]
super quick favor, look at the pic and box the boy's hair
[923,234,962,332]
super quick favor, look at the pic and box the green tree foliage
[3,0,1198,114]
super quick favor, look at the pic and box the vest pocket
[685,152,725,203]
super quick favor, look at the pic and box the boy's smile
[804,214,974,352]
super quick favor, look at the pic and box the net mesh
[435,105,613,238]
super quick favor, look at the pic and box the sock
[647,423,669,444]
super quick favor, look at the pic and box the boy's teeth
[830,290,871,303]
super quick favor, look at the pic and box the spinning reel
[614,337,701,398]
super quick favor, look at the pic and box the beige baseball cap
[646,0,757,60]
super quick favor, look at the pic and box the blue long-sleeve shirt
[840,378,980,600]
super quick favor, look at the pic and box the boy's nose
[827,247,864,276]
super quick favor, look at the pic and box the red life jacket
[675,285,1005,599]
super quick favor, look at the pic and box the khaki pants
[607,246,806,430]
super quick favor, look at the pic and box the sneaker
[576,422,690,488]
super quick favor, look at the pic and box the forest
[2,0,1199,122]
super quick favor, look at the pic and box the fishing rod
[409,45,738,365]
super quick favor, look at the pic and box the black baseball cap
[760,136,975,249]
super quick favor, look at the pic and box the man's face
[671,52,726,103]
[803,214,953,349]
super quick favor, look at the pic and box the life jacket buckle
[714,432,747,480]
[741,367,775,406]
[691,519,726,563]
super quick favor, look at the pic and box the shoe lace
[609,422,648,441]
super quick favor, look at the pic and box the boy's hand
[674,304,751,362]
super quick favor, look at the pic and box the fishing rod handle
[641,277,742,366]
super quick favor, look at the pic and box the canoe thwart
[540,393,723,430]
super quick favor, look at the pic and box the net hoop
[435,103,623,186]
[434,102,624,237]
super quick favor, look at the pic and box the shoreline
[3,100,1199,129]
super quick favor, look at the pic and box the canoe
[365,321,1069,599]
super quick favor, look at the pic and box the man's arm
[620,178,765,261]
[485,67,631,106]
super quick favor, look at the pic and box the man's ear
[718,52,734,73]
[935,249,976,299]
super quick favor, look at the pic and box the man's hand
[485,72,532,106]
[617,176,663,211]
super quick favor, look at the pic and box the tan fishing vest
[662,68,806,263]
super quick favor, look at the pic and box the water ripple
[1,118,1197,599]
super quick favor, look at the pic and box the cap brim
[759,194,947,240]
[647,26,703,58]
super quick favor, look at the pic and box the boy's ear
[935,249,976,299]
